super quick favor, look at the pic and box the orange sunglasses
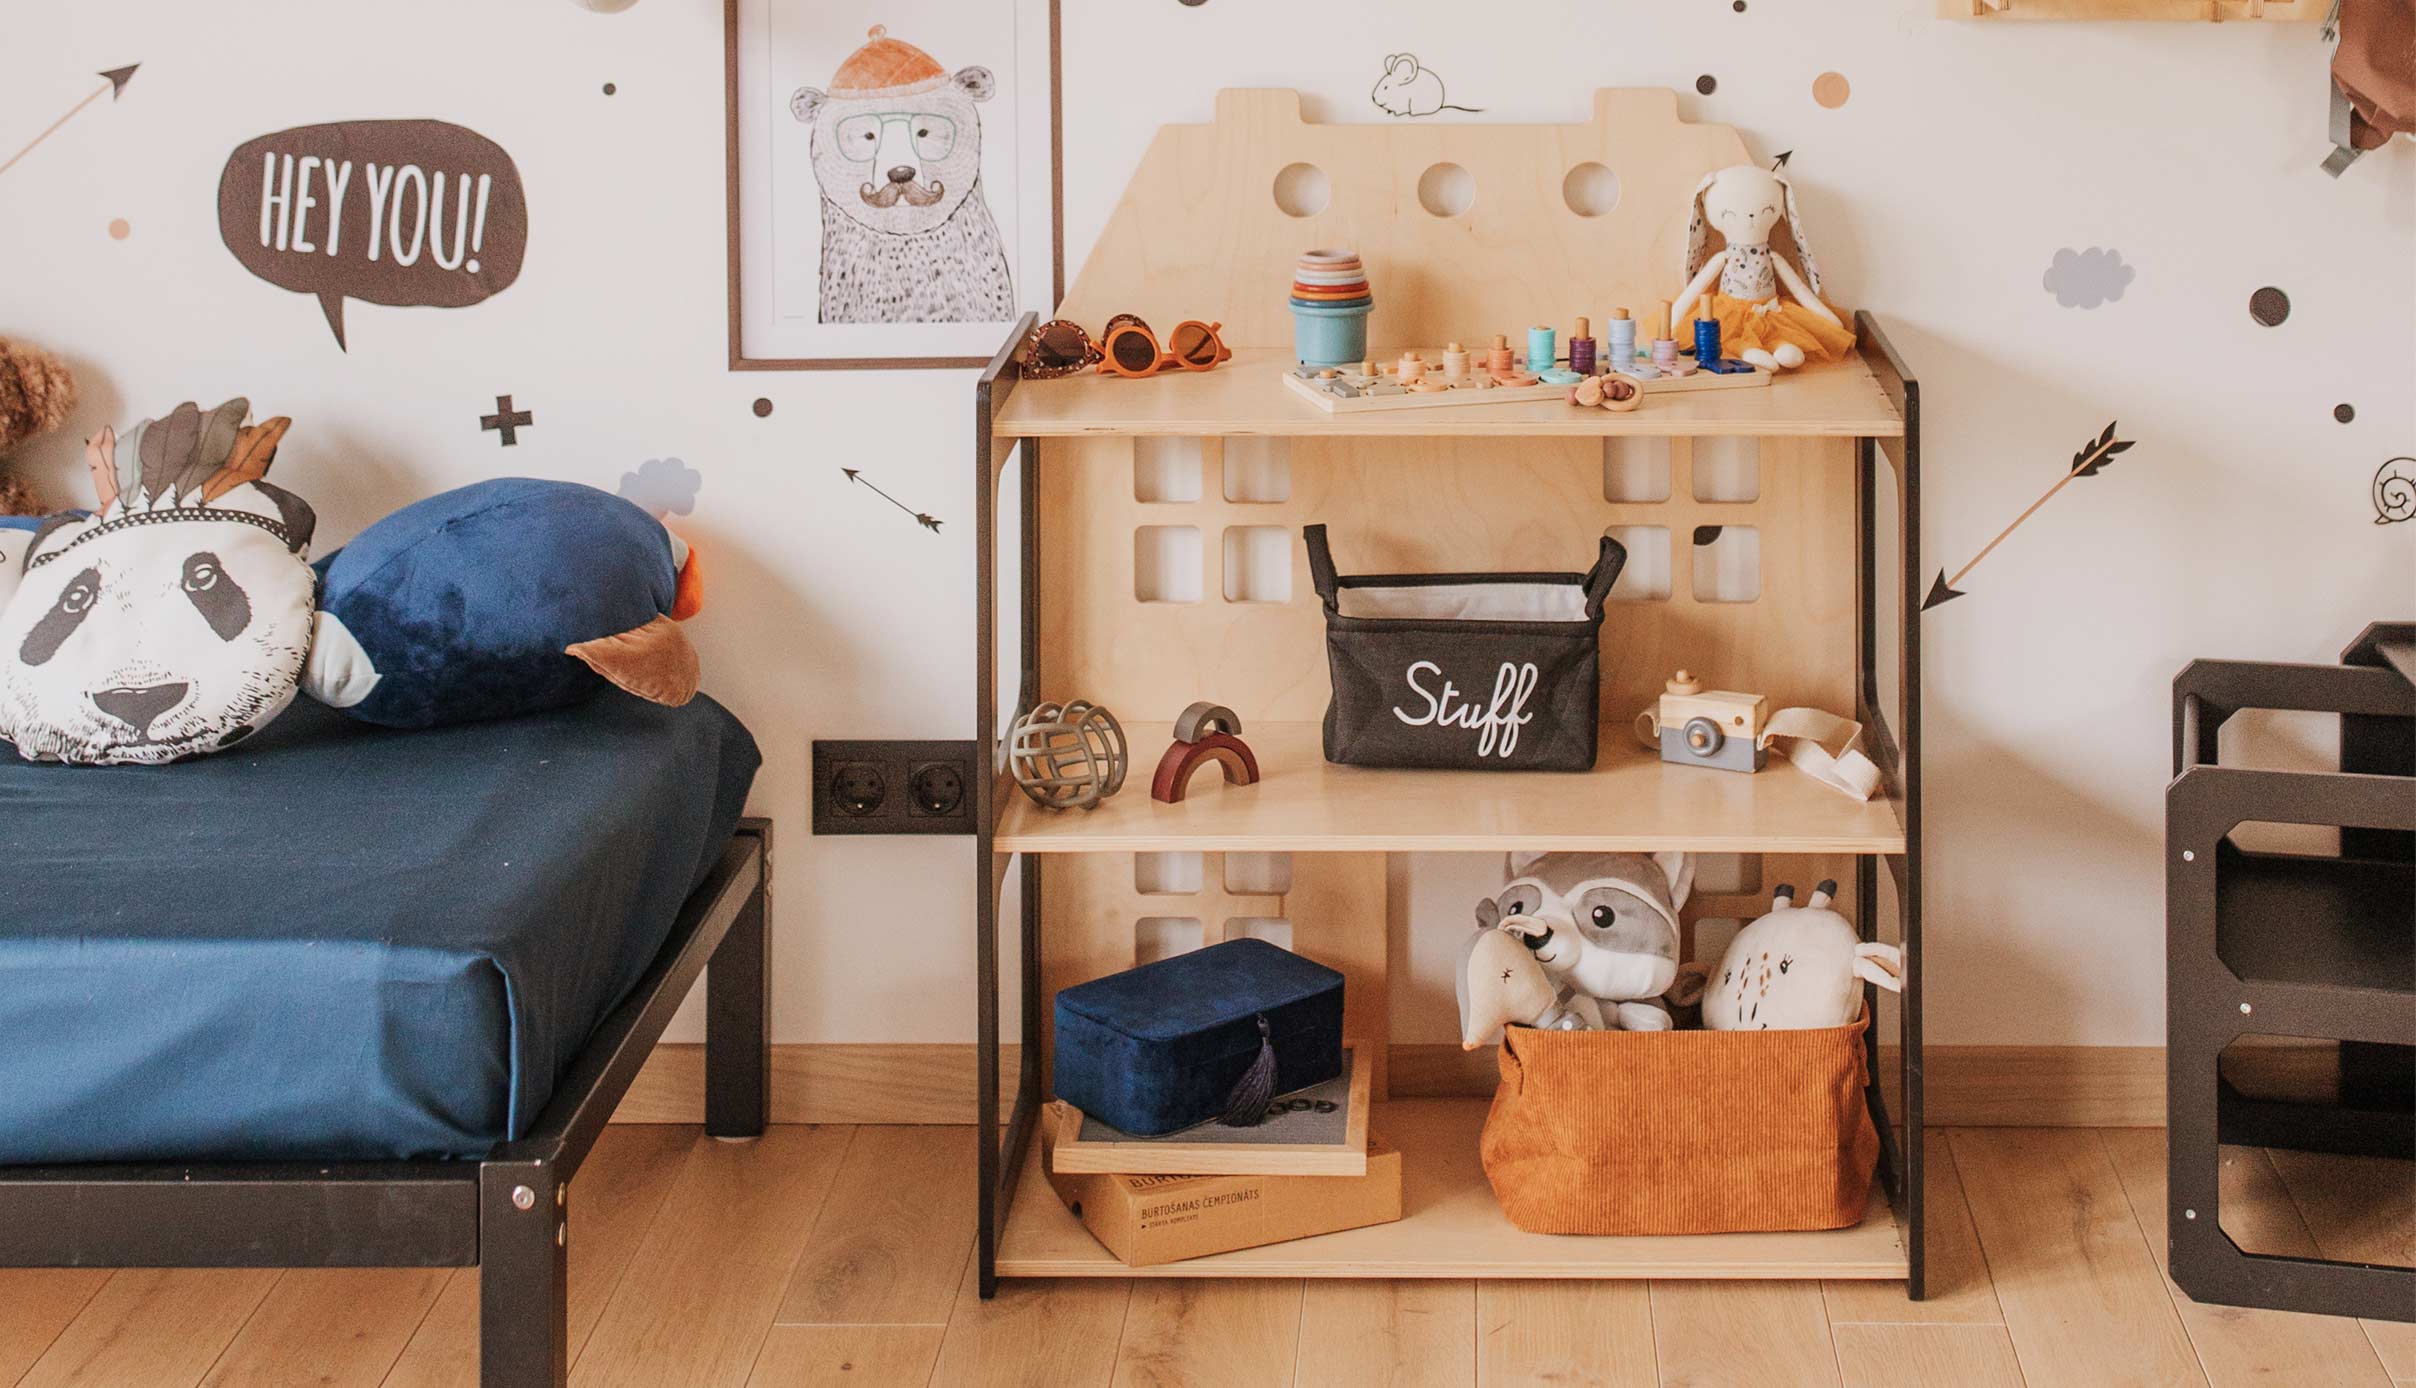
[1098,314,1231,379]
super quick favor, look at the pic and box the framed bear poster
[725,0,1061,370]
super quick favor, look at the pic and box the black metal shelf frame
[972,312,1924,1299]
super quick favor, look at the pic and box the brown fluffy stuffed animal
[0,338,77,516]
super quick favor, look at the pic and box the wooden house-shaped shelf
[970,90,1926,1295]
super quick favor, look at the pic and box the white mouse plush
[1704,880,1903,1031]
[1668,164,1855,373]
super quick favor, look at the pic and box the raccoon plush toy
[0,399,315,765]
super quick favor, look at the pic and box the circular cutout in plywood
[1417,162,1474,218]
[1273,162,1330,219]
[1563,163,1621,218]
[2249,286,2290,326]
[1813,72,1850,108]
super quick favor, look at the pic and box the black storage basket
[1304,524,1625,771]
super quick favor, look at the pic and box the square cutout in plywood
[1223,852,1294,895]
[1135,525,1203,603]
[1691,524,1760,603]
[1223,917,1295,950]
[1134,437,1203,503]
[1694,852,1761,895]
[1223,526,1293,603]
[1606,525,1671,601]
[1693,917,1744,972]
[1135,851,1204,895]
[1136,917,1203,964]
[1604,438,1673,502]
[1223,438,1291,503]
[1692,436,1760,502]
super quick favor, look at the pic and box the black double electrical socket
[812,739,977,836]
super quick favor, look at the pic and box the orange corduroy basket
[1478,1011,1879,1235]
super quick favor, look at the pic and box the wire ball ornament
[1009,700,1130,810]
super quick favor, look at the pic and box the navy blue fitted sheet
[0,693,759,1163]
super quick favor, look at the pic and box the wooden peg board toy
[1282,353,1770,415]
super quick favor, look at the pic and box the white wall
[4,1,2408,1050]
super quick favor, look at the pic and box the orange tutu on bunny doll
[1669,165,1855,371]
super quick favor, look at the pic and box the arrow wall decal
[842,467,942,533]
[1924,421,2134,610]
[0,64,139,182]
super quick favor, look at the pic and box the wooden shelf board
[998,1097,1908,1279]
[995,722,1906,855]
[991,350,1904,440]
[1941,0,2319,17]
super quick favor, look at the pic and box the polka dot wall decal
[2335,403,2355,423]
[602,82,617,95]
[1696,75,1719,96]
[751,397,774,418]
[2249,286,2290,326]
[1733,1,1747,10]
[1813,72,1851,108]
[107,218,130,240]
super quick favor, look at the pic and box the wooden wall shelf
[970,88,1925,1304]
[996,722,1907,855]
[1943,0,2321,18]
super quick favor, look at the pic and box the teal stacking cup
[1291,297,1373,367]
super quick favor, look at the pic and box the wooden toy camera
[1637,672,1768,774]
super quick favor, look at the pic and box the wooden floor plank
[776,1125,976,1326]
[2102,1129,2392,1387]
[1294,1280,1474,1388]
[570,1126,853,1388]
[1949,1128,2206,1388]
[1824,1129,2003,1326]
[926,1255,1128,1388]
[1475,1281,1655,1388]
[383,1124,698,1388]
[17,1268,279,1388]
[0,1270,110,1385]
[197,1268,448,1388]
[2263,1146,2416,1381]
[1650,1281,1839,1388]
[1828,1323,2023,1388]
[1109,1280,1303,1388]
[741,1324,943,1387]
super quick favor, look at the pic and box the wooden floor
[2,1126,2405,1388]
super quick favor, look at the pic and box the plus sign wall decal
[481,394,534,446]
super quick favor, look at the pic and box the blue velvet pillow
[304,479,701,729]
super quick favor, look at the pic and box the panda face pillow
[0,400,316,766]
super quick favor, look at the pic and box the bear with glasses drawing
[790,25,1015,325]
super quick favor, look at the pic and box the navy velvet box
[1052,938,1345,1137]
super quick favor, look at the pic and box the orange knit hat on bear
[829,26,947,99]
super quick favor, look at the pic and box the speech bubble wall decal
[217,120,527,350]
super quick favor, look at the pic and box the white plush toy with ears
[1669,164,1854,373]
[1704,880,1904,1031]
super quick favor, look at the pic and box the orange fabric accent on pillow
[566,615,699,707]
[670,542,705,621]
[1478,1010,1877,1235]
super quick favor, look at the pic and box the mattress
[0,692,759,1163]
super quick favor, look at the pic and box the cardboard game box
[1042,1104,1404,1267]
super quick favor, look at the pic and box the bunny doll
[1704,880,1904,1031]
[1668,165,1855,373]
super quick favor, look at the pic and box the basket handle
[1581,533,1630,619]
[1303,523,1341,612]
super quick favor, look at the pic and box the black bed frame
[0,817,774,1388]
